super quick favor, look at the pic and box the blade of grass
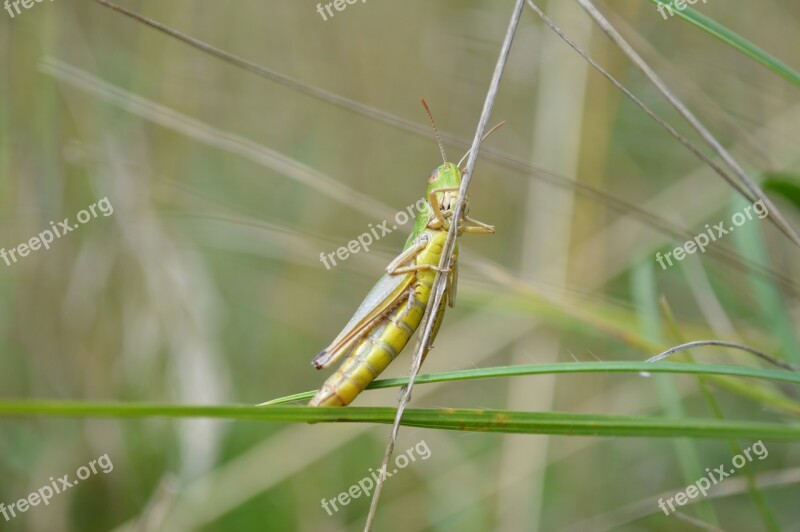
[260,361,800,405]
[525,0,757,208]
[632,261,717,525]
[660,299,779,531]
[762,173,800,213]
[1,401,799,439]
[731,196,800,365]
[576,0,800,248]
[523,1,800,301]
[647,0,800,87]
[365,2,525,528]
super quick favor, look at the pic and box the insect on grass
[309,100,501,407]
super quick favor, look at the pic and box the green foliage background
[1,1,799,530]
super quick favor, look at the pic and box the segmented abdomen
[309,231,447,406]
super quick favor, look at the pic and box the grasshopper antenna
[420,98,448,165]
[457,120,507,167]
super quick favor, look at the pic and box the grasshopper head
[427,162,468,217]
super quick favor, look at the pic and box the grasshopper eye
[428,169,438,183]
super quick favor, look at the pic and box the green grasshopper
[309,101,498,407]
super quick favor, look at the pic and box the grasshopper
[309,100,497,407]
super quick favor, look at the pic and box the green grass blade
[731,196,800,364]
[648,1,800,87]
[261,361,800,405]
[763,173,800,214]
[1,401,799,439]
[632,261,717,525]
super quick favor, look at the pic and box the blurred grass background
[1,0,800,530]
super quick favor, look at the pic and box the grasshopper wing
[312,271,414,369]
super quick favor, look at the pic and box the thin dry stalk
[363,1,527,529]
